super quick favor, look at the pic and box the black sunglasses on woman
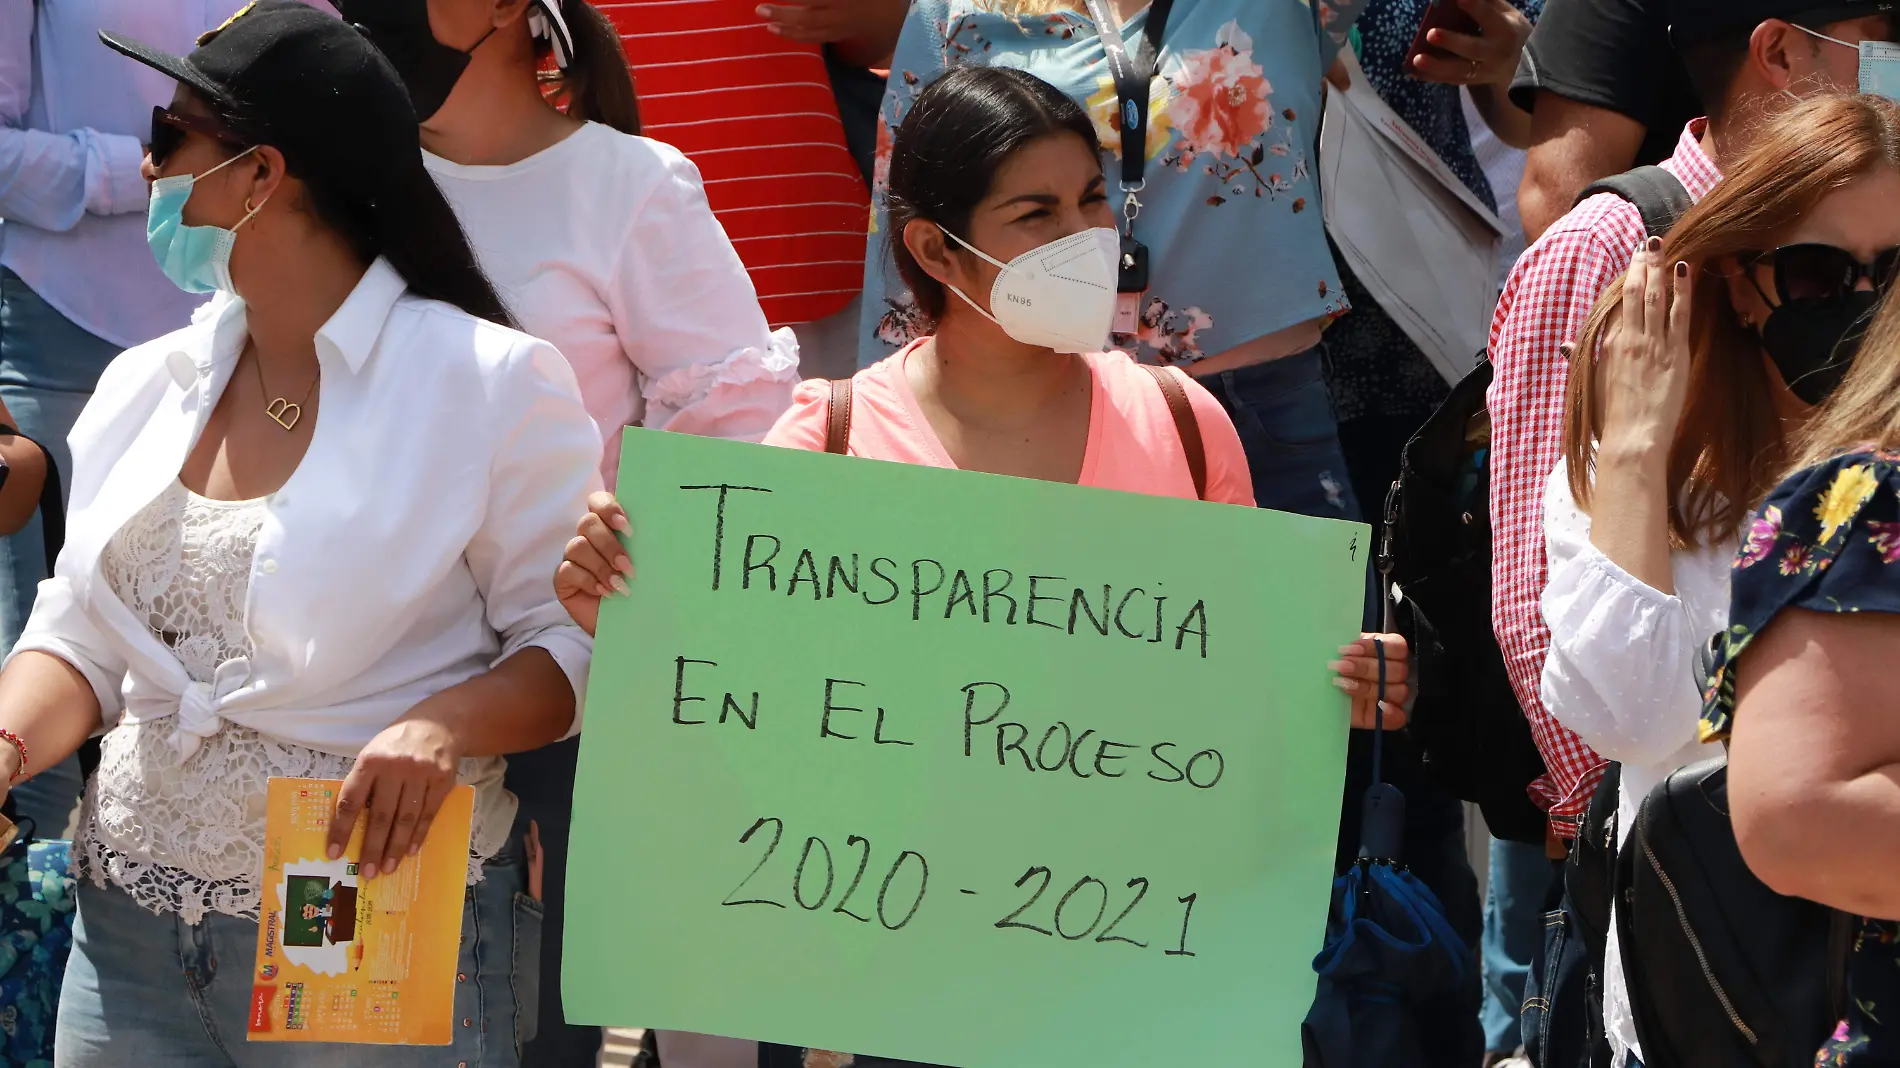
[1741,243,1900,306]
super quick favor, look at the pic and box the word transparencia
[682,484,1213,658]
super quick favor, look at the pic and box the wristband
[0,729,27,785]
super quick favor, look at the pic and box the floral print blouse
[1700,449,1900,1067]
[857,0,1364,368]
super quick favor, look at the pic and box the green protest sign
[566,429,1368,1066]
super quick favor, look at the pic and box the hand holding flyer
[248,778,475,1045]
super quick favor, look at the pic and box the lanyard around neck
[1083,0,1176,195]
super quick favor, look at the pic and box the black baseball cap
[1670,0,1899,47]
[99,0,423,209]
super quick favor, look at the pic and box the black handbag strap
[0,426,64,566]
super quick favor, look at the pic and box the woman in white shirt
[0,7,600,1065]
[1539,94,1900,1068]
[337,1,800,1059]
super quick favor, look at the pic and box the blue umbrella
[1303,639,1482,1068]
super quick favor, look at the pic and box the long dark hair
[204,92,517,330]
[541,0,640,135]
[884,65,1102,324]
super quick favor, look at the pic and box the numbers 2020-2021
[718,816,1198,957]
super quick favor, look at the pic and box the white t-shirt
[425,122,800,484]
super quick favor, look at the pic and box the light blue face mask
[146,146,268,295]
[1793,24,1900,101]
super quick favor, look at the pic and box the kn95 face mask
[939,227,1121,354]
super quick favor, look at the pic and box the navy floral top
[1700,449,1900,1066]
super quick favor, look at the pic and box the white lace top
[80,481,512,925]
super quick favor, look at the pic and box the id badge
[1116,236,1150,336]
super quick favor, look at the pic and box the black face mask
[1758,290,1881,406]
[341,0,494,121]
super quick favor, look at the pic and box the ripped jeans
[1197,345,1361,522]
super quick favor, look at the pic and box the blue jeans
[0,268,121,833]
[54,848,542,1067]
[1481,838,1558,1054]
[1199,346,1361,521]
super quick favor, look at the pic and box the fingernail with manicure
[1328,659,1352,674]
[1332,677,1358,693]
[610,574,630,595]
[1675,260,1688,277]
[611,514,631,532]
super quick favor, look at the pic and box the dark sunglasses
[1740,243,1900,307]
[149,106,247,168]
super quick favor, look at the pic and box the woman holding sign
[555,65,1409,1068]
[0,6,599,1064]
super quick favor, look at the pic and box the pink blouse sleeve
[1182,374,1256,507]
[761,379,831,452]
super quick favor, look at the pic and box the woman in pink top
[766,67,1249,504]
[553,66,1409,1068]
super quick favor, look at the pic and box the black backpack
[1377,164,1696,848]
[1615,640,1852,1068]
[1379,361,1547,845]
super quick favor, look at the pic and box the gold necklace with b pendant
[252,353,319,432]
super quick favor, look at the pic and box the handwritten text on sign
[564,431,1366,1068]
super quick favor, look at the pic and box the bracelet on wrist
[0,729,28,785]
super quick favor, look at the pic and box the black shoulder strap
[0,426,64,568]
[1577,165,1693,239]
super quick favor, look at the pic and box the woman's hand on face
[1332,633,1411,730]
[327,717,462,879]
[1598,242,1694,461]
[555,491,633,639]
[1407,0,1533,86]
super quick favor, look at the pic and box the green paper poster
[565,429,1368,1066]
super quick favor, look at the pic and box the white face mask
[1791,24,1900,100]
[940,226,1120,354]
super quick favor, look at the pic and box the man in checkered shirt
[1486,0,1895,838]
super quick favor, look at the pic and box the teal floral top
[857,0,1362,368]
[1699,449,1900,1066]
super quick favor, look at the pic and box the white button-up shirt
[10,258,602,756]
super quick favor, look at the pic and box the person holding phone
[0,7,601,1063]
[1316,0,1538,1060]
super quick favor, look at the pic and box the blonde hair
[1564,94,1900,548]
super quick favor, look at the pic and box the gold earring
[244,197,258,214]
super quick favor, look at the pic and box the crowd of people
[4,0,1900,1064]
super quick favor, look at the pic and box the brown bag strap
[824,378,854,455]
[1141,364,1207,500]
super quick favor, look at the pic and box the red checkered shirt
[1486,121,1722,834]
